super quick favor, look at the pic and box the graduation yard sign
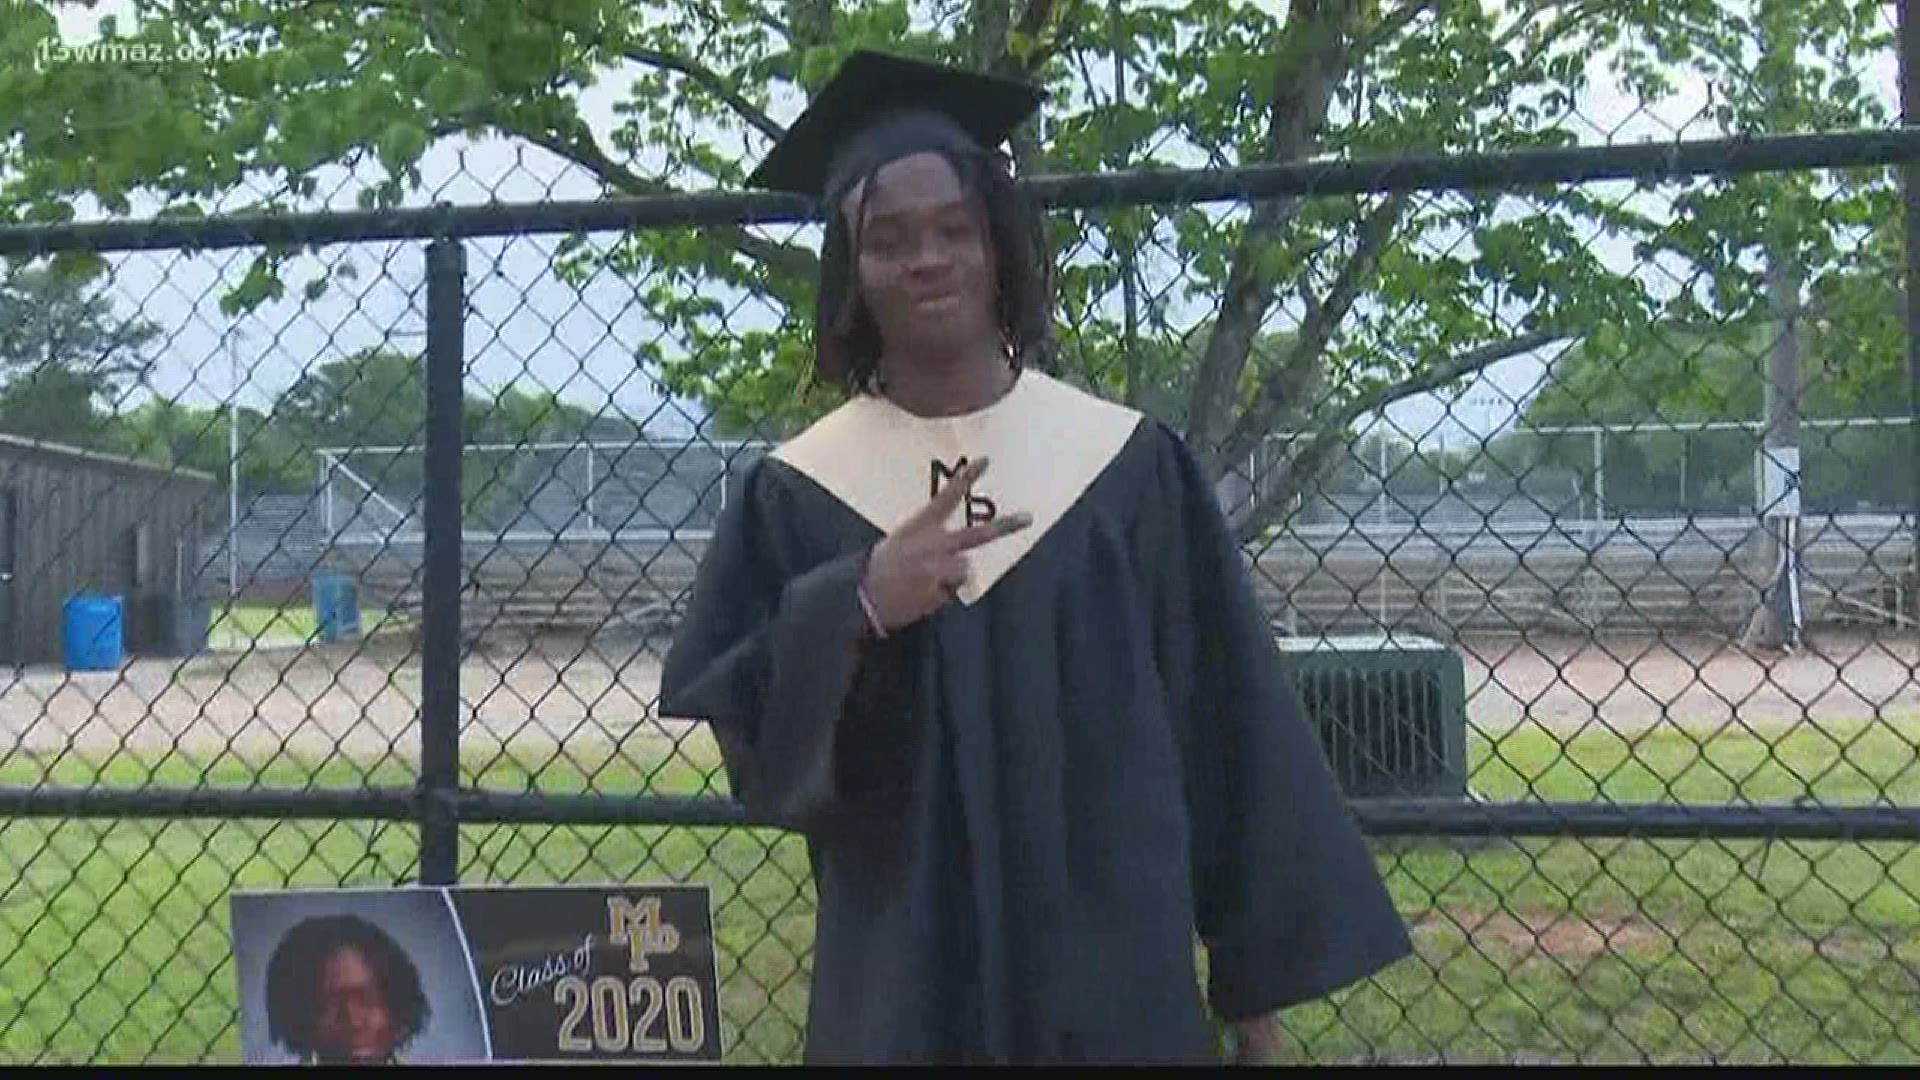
[230,884,721,1065]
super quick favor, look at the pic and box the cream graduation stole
[771,370,1144,605]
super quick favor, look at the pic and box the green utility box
[1274,632,1469,800]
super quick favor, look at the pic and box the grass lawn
[1,720,1917,1064]
[205,603,408,651]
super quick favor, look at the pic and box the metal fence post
[1903,0,1920,610]
[1591,429,1604,521]
[420,235,466,885]
[319,451,338,542]
[585,442,597,535]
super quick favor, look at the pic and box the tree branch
[1219,192,1408,467]
[975,0,1092,172]
[989,0,1087,79]
[975,0,1012,80]
[415,71,822,284]
[1343,328,1565,425]
[1353,0,1439,58]
[751,9,795,44]
[471,2,792,143]
[505,116,817,281]
[237,0,819,283]
[1492,0,1612,76]
[786,0,836,51]
[416,0,788,142]
[1232,424,1347,542]
[1185,0,1364,469]
[1232,329,1571,541]
[621,45,786,142]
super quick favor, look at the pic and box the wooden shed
[0,433,217,666]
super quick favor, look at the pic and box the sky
[29,1,1906,455]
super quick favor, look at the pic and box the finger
[944,510,1033,552]
[933,556,971,595]
[900,457,990,532]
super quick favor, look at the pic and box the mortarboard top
[746,50,1046,203]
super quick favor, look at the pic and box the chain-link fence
[2,95,1919,1072]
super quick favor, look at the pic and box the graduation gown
[659,371,1412,1064]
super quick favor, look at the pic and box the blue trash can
[312,572,362,643]
[63,594,125,671]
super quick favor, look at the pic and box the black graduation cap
[747,50,1046,203]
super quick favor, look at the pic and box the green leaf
[0,0,1897,513]
[221,256,287,317]
[423,67,472,113]
[375,119,430,170]
[47,250,107,282]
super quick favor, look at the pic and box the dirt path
[3,629,1915,771]
[0,632,693,771]
[1457,630,1920,736]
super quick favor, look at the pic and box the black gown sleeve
[1143,422,1414,1022]
[658,457,905,832]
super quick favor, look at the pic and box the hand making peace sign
[860,457,1033,633]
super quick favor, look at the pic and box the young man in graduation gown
[660,51,1413,1066]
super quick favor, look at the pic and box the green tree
[1518,0,1907,524]
[277,349,600,450]
[109,397,314,493]
[1522,315,1912,515]
[278,349,428,452]
[278,348,603,522]
[0,263,161,446]
[471,386,602,444]
[0,364,114,445]
[0,264,315,490]
[0,0,1894,536]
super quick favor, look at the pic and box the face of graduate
[312,944,399,1063]
[843,151,1000,364]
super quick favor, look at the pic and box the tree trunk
[973,0,1010,70]
[970,0,1045,172]
[787,0,834,47]
[1182,0,1360,474]
[1741,256,1804,651]
[1108,0,1142,407]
